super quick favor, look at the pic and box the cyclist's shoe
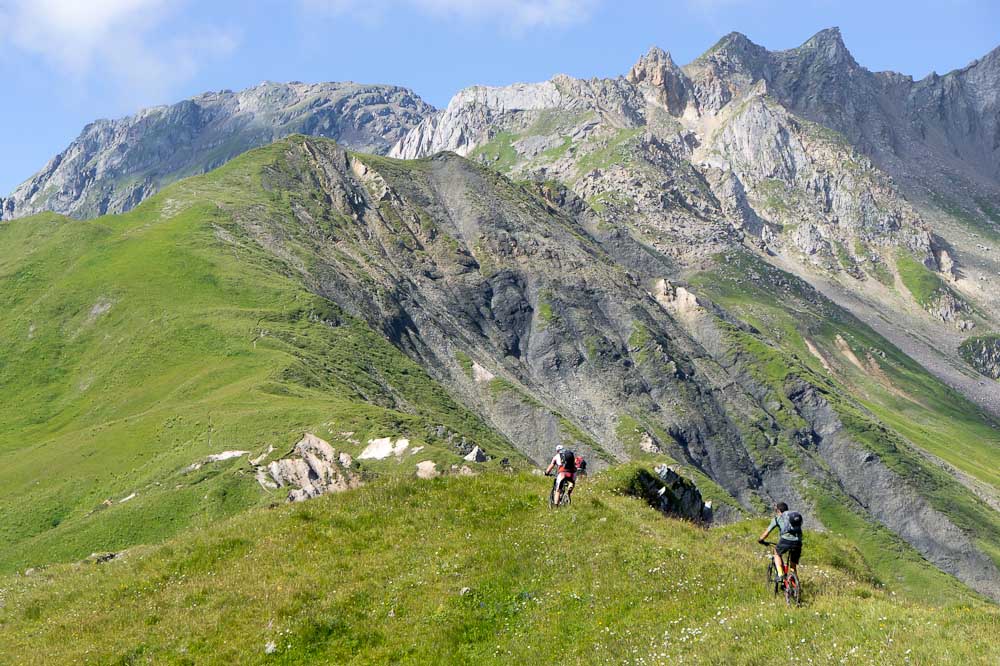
[775,574,784,584]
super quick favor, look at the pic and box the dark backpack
[784,511,803,537]
[560,449,576,471]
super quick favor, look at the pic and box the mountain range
[2,25,1000,620]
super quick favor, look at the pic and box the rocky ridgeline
[1,82,434,220]
[7,27,996,290]
[388,28,959,281]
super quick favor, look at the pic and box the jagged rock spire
[627,46,691,116]
[628,46,679,82]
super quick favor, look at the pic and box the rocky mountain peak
[979,43,1000,68]
[788,26,859,70]
[800,26,846,49]
[955,42,1000,98]
[682,32,770,112]
[694,31,769,68]
[710,31,758,55]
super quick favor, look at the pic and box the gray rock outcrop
[619,465,709,523]
[257,433,360,502]
[960,334,1000,379]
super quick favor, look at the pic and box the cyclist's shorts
[776,539,802,565]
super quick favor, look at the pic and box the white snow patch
[207,450,249,462]
[472,362,495,383]
[119,493,137,503]
[358,437,410,460]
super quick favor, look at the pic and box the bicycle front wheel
[766,560,779,595]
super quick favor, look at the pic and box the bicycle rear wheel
[559,480,572,506]
[785,571,801,606]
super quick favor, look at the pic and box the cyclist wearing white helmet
[544,444,578,505]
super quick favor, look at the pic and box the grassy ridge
[0,144,522,573]
[0,473,996,665]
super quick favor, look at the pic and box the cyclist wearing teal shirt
[758,502,803,583]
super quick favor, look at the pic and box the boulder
[416,461,439,479]
[654,465,708,520]
[463,446,488,462]
[620,465,709,523]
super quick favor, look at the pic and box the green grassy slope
[0,145,523,573]
[0,473,996,666]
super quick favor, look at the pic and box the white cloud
[302,0,601,31]
[0,0,238,102]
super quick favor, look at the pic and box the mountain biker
[545,444,577,504]
[757,502,803,583]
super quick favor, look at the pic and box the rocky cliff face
[208,137,1000,599]
[0,82,434,221]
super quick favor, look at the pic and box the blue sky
[1,0,998,195]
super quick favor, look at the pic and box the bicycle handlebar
[759,540,777,547]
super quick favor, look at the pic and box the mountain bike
[761,541,801,605]
[548,474,574,508]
